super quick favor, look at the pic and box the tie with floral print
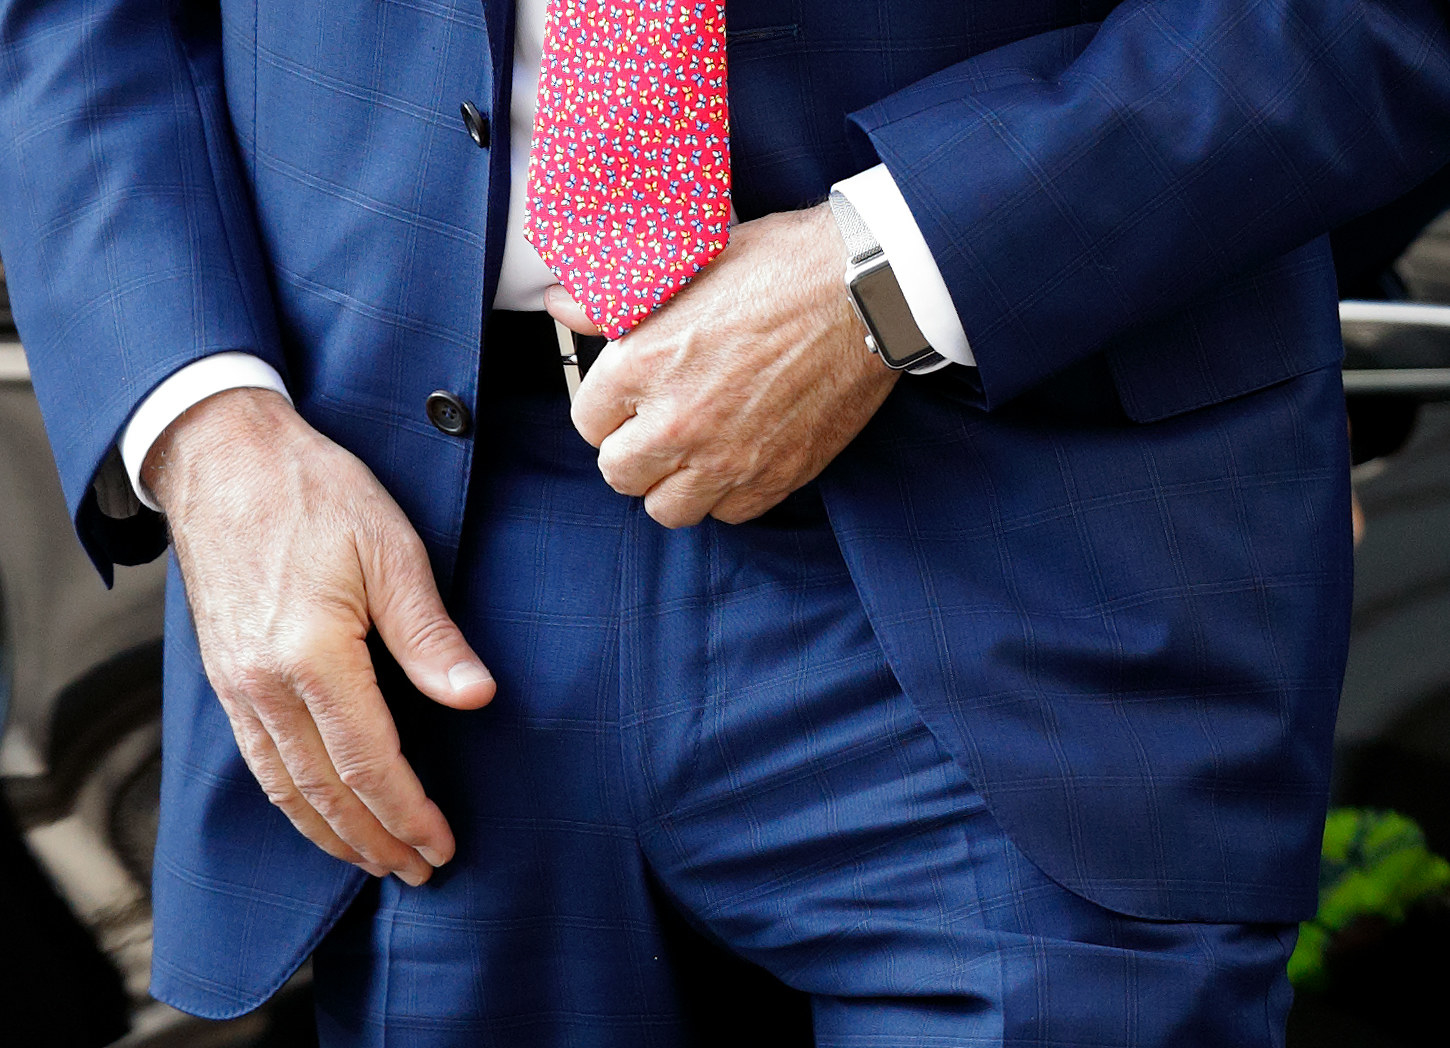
[524,0,731,339]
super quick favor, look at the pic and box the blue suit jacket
[3,0,1450,1018]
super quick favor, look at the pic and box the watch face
[853,262,936,369]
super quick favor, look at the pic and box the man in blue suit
[3,0,1450,1044]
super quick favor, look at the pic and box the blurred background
[5,184,1450,1045]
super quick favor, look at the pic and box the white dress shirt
[115,0,973,511]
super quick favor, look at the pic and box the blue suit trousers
[310,342,1297,1047]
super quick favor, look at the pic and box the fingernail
[419,845,449,868]
[397,868,428,888]
[448,661,492,692]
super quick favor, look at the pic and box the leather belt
[482,311,606,401]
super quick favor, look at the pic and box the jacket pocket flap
[1107,240,1344,423]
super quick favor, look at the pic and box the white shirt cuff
[831,164,975,369]
[118,352,291,511]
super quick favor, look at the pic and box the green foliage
[1289,808,1450,991]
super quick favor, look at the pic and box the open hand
[144,389,495,885]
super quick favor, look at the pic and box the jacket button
[459,101,489,148]
[426,390,472,436]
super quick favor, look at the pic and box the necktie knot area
[524,0,731,338]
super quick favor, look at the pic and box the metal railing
[3,303,1450,393]
[1340,300,1450,399]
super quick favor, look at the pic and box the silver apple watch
[828,189,945,373]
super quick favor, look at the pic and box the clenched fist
[547,203,900,528]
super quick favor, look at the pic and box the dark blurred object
[1,258,12,331]
[2,253,131,1046]
[3,258,313,1046]
[0,789,130,1047]
[1332,180,1450,859]
[1286,809,1450,1048]
[1286,894,1450,1048]
[1349,398,1420,465]
[1335,164,1450,466]
[1277,172,1450,1048]
[1334,164,1450,302]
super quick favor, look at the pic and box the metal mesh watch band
[828,190,883,265]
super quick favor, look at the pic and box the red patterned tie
[524,0,731,339]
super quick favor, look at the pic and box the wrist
[803,202,879,361]
[142,387,296,512]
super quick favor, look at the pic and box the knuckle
[265,658,332,709]
[595,449,625,488]
[272,643,321,688]
[226,636,321,701]
[645,496,701,531]
[711,503,752,526]
[597,449,642,496]
[709,484,774,526]
[336,753,395,797]
[629,335,670,374]
[262,783,302,813]
[375,843,419,873]
[655,409,693,450]
[398,614,458,661]
[316,838,360,864]
[219,656,283,703]
[349,828,407,864]
[374,519,429,570]
[691,455,731,486]
[290,764,339,803]
[255,771,309,817]
[231,723,270,768]
[389,812,433,849]
[289,764,345,811]
[284,753,330,794]
[570,398,602,446]
[308,788,351,824]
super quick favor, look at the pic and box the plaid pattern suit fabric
[2,0,1450,1025]
[305,360,1300,1046]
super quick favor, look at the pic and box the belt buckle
[552,320,608,402]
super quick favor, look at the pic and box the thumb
[362,525,496,710]
[544,284,605,336]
